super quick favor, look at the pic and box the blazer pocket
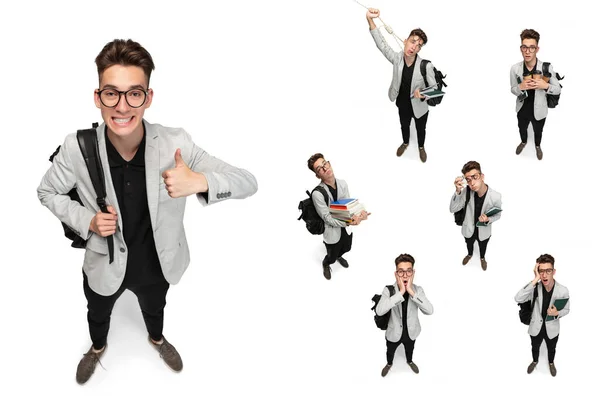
[86,234,109,255]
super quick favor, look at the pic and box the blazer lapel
[144,121,160,228]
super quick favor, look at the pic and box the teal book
[545,298,569,321]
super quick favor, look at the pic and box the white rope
[353,0,404,49]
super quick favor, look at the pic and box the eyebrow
[100,84,147,90]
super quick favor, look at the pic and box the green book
[545,298,569,321]
[476,207,502,226]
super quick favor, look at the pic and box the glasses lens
[100,89,120,107]
[126,89,146,108]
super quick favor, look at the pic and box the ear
[94,90,102,109]
[144,88,154,109]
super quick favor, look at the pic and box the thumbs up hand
[162,148,208,198]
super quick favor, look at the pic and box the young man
[514,254,570,377]
[449,161,502,271]
[510,29,562,160]
[366,8,436,163]
[37,39,258,384]
[376,254,433,377]
[307,153,368,280]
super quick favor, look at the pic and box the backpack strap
[543,61,564,81]
[386,285,395,297]
[77,122,115,264]
[312,185,330,207]
[420,59,430,88]
[465,186,471,205]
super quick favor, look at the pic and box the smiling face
[538,262,555,288]
[94,64,153,139]
[396,261,414,286]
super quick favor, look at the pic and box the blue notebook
[330,198,357,206]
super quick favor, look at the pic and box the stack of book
[329,198,366,222]
[411,84,445,99]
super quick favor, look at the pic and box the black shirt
[473,187,488,226]
[541,284,555,321]
[396,59,416,108]
[401,291,410,334]
[522,60,538,110]
[326,181,338,202]
[105,126,165,285]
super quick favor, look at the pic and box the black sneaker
[76,345,106,384]
[337,257,349,268]
[527,361,537,374]
[381,364,392,377]
[322,258,332,280]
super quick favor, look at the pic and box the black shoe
[527,361,537,374]
[407,362,419,374]
[381,364,392,377]
[337,257,349,268]
[549,363,557,377]
[516,142,526,155]
[322,259,332,280]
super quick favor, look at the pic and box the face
[312,158,334,180]
[537,262,555,287]
[403,35,424,57]
[464,169,485,192]
[396,262,414,286]
[520,38,539,63]
[94,65,153,138]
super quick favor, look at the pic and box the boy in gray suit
[366,8,437,163]
[38,39,257,384]
[307,153,368,280]
[515,254,570,377]
[450,161,502,271]
[510,29,562,160]
[376,254,433,376]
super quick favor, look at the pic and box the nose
[115,93,131,112]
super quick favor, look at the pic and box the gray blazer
[311,179,350,245]
[38,121,258,296]
[376,283,433,342]
[510,59,562,120]
[370,28,436,119]
[449,186,502,240]
[515,280,570,339]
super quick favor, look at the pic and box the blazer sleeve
[510,65,524,97]
[184,131,258,206]
[370,27,400,65]
[557,286,570,318]
[410,286,433,315]
[375,286,405,316]
[37,135,95,239]
[486,191,502,224]
[546,64,562,95]
[449,189,467,213]
[312,189,348,228]
[515,281,535,303]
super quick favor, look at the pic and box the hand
[413,88,425,99]
[547,305,559,317]
[478,214,490,223]
[533,263,541,284]
[519,80,535,91]
[366,8,379,19]
[396,271,406,295]
[358,210,370,220]
[162,149,208,198]
[454,176,464,194]
[531,78,549,90]
[89,205,118,237]
[406,270,415,296]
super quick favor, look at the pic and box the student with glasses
[514,254,570,377]
[376,254,433,377]
[37,39,257,384]
[510,29,562,160]
[307,153,368,280]
[449,161,502,271]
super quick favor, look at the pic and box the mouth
[542,278,549,284]
[112,116,134,127]
[403,280,409,285]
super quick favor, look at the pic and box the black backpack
[420,59,447,106]
[453,187,471,226]
[542,62,563,108]
[371,285,396,330]
[48,123,115,263]
[518,283,539,325]
[297,186,329,235]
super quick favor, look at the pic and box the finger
[174,148,185,167]
[106,205,118,215]
[162,170,170,179]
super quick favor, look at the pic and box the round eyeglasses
[97,88,148,108]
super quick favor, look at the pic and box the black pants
[386,330,415,364]
[323,228,353,265]
[465,227,490,259]
[517,107,546,146]
[398,104,429,147]
[83,272,170,350]
[530,323,559,363]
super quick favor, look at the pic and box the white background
[1,0,598,399]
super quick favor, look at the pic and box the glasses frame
[316,160,331,174]
[396,269,414,277]
[520,45,538,53]
[464,173,481,184]
[96,88,149,108]
[538,268,554,275]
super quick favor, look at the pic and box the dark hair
[520,29,540,44]
[408,28,428,45]
[95,39,155,85]
[307,153,324,172]
[461,161,482,175]
[395,253,415,267]
[536,254,555,266]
